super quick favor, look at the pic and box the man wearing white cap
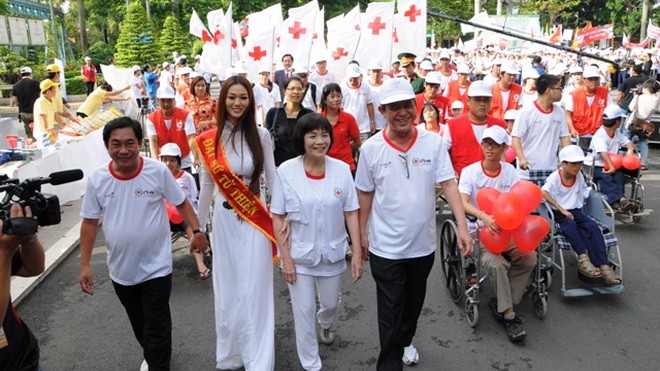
[418,60,434,78]
[512,74,571,186]
[458,125,535,342]
[255,65,282,126]
[193,55,211,87]
[341,64,376,140]
[436,51,457,93]
[175,66,193,107]
[158,61,174,90]
[81,56,97,96]
[355,78,472,370]
[309,57,336,93]
[414,71,449,123]
[489,63,522,119]
[450,100,464,117]
[10,66,40,139]
[482,59,502,85]
[366,60,389,132]
[443,63,471,115]
[146,86,197,171]
[561,66,584,103]
[445,80,507,177]
[565,66,613,138]
[519,68,540,108]
[130,65,146,108]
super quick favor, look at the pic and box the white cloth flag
[326,13,360,82]
[246,3,283,43]
[390,13,405,64]
[278,1,318,67]
[396,0,426,59]
[190,9,212,43]
[355,2,395,70]
[310,7,326,64]
[243,26,275,82]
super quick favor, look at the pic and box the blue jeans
[593,166,625,205]
[553,209,608,266]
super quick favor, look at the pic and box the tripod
[137,97,154,157]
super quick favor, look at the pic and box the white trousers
[287,273,343,371]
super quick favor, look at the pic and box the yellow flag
[571,27,580,50]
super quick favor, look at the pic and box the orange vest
[446,80,471,114]
[149,108,191,157]
[177,83,191,102]
[570,86,609,135]
[489,83,522,119]
[448,114,507,177]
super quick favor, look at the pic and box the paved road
[16,157,660,370]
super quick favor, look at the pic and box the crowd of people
[3,43,653,370]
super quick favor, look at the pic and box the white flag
[243,26,275,82]
[326,13,360,82]
[190,9,212,43]
[355,2,395,70]
[396,0,426,58]
[278,1,317,68]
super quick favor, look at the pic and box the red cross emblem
[368,17,386,35]
[213,30,225,44]
[288,21,307,39]
[393,28,399,43]
[249,46,267,61]
[404,5,421,23]
[231,39,237,49]
[201,30,212,43]
[331,47,349,61]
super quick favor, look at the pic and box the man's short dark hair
[532,56,542,64]
[536,74,561,95]
[291,113,333,156]
[20,71,31,77]
[100,82,113,91]
[103,117,143,146]
[46,72,58,79]
[632,64,643,75]
[282,54,294,62]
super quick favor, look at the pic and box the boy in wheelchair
[458,126,536,342]
[589,105,636,212]
[541,145,622,286]
[159,143,211,280]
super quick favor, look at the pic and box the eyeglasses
[481,141,502,149]
[398,153,410,179]
[286,87,304,92]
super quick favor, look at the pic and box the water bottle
[15,137,24,149]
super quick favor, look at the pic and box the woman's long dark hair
[215,76,264,195]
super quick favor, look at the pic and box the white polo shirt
[588,126,631,167]
[542,169,590,210]
[341,82,376,133]
[355,127,456,259]
[81,157,186,285]
[174,169,198,212]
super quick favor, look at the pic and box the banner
[623,34,652,49]
[577,24,613,47]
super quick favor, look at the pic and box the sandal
[577,255,601,278]
[600,265,622,286]
[199,268,212,280]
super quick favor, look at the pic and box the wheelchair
[537,193,624,297]
[438,216,549,328]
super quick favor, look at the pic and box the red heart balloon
[476,187,501,215]
[512,215,549,252]
[493,193,525,231]
[622,154,641,170]
[510,180,543,215]
[479,228,512,254]
[165,201,184,224]
[504,148,516,163]
[604,153,623,171]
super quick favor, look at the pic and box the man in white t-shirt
[366,60,389,132]
[158,61,174,89]
[79,117,208,371]
[309,57,336,94]
[342,64,376,142]
[512,73,571,185]
[130,65,146,108]
[355,78,472,370]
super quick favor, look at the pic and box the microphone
[43,169,84,185]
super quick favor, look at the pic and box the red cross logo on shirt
[368,17,386,35]
[331,47,349,61]
[288,21,307,39]
[404,5,421,22]
[249,46,267,61]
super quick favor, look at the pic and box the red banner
[578,24,613,47]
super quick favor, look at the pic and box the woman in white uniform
[271,113,363,371]
[196,76,277,370]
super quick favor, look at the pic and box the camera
[0,169,83,235]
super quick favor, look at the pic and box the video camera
[0,169,84,235]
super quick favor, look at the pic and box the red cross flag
[231,21,244,65]
[355,1,395,71]
[326,10,361,82]
[243,26,275,81]
[246,4,283,42]
[190,9,213,44]
[278,0,318,67]
[310,7,327,66]
[395,0,426,59]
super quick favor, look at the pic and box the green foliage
[0,47,29,84]
[159,16,191,60]
[192,39,204,58]
[518,0,581,26]
[114,2,160,67]
[64,76,87,95]
[86,42,117,66]
[0,0,8,15]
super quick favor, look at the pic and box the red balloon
[510,180,543,214]
[512,215,550,252]
[476,187,501,215]
[479,228,512,254]
[165,202,184,224]
[604,153,623,171]
[504,148,516,163]
[622,155,641,170]
[493,193,525,230]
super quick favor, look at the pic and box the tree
[159,16,191,60]
[114,2,160,67]
[77,0,89,54]
[518,0,581,26]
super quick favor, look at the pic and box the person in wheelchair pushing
[458,125,536,342]
[541,145,621,286]
[589,105,636,212]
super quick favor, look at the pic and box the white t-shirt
[254,83,282,126]
[458,161,520,233]
[80,157,186,285]
[131,75,144,98]
[341,82,376,133]
[309,70,336,93]
[174,170,198,212]
[482,73,500,85]
[355,128,456,259]
[159,70,173,88]
[368,81,388,131]
[511,102,570,175]
[542,169,590,210]
[299,81,321,111]
[146,112,196,168]
[588,126,631,167]
[270,156,358,276]
[519,91,539,108]
[438,70,458,93]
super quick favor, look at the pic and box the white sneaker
[140,359,148,371]
[318,328,335,345]
[402,344,419,366]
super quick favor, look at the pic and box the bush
[64,76,87,95]
[64,69,80,79]
[86,42,116,67]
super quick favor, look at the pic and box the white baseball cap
[583,66,600,79]
[568,66,583,74]
[503,109,519,121]
[20,66,32,74]
[84,56,91,61]
[491,59,502,66]
[178,66,193,75]
[424,71,442,85]
[451,101,464,110]
[467,81,493,97]
[346,64,362,78]
[420,60,434,71]
[482,125,509,145]
[293,64,310,74]
[439,51,451,60]
[368,59,383,71]
[379,78,415,105]
[501,63,519,75]
[162,61,170,68]
[602,104,628,120]
[258,65,271,74]
[156,86,176,99]
[456,64,470,74]
[132,65,142,73]
[559,145,586,163]
[522,68,540,80]
[159,143,182,158]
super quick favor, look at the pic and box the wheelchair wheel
[532,292,548,319]
[544,268,553,290]
[439,219,465,303]
[465,297,479,327]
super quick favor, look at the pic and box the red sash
[196,129,277,257]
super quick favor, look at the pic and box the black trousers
[112,274,172,371]
[85,81,95,95]
[369,252,435,371]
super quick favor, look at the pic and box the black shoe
[504,316,526,342]
[489,297,504,322]
[620,199,635,212]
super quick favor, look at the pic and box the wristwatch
[192,229,203,235]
